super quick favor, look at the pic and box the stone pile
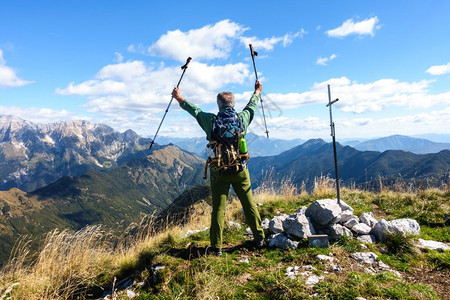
[267,198,423,249]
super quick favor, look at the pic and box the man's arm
[239,80,263,131]
[172,87,215,139]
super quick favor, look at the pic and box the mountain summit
[0,115,154,191]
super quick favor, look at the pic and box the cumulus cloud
[240,29,307,51]
[0,105,83,124]
[316,54,337,66]
[128,20,303,61]
[426,62,450,75]
[257,76,450,113]
[0,49,34,87]
[56,60,251,115]
[326,17,380,38]
[141,19,246,61]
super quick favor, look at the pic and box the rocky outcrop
[266,198,425,250]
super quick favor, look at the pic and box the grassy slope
[0,182,449,299]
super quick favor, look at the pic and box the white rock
[269,215,288,234]
[261,218,270,230]
[268,233,298,250]
[227,221,241,230]
[126,289,137,298]
[344,218,359,229]
[378,261,391,270]
[306,199,342,226]
[296,206,307,214]
[350,252,378,264]
[331,265,343,272]
[417,239,450,251]
[372,219,420,242]
[340,211,357,223]
[357,235,377,244]
[329,223,353,239]
[306,275,324,285]
[352,223,372,235]
[283,213,316,238]
[356,297,367,300]
[184,227,209,238]
[360,212,377,228]
[316,254,334,262]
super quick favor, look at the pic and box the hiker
[172,81,265,256]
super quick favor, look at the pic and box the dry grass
[0,199,216,300]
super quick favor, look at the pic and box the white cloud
[326,17,380,38]
[145,19,247,61]
[0,49,34,87]
[316,54,337,66]
[0,106,83,124]
[256,76,450,114]
[56,60,251,116]
[240,29,306,51]
[114,52,124,63]
[426,62,450,75]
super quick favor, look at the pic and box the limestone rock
[283,213,316,238]
[296,206,307,215]
[315,254,334,262]
[306,199,342,226]
[360,212,377,228]
[261,218,270,230]
[417,239,450,251]
[357,235,377,244]
[350,252,378,264]
[268,233,298,250]
[340,211,357,223]
[343,218,359,229]
[372,219,420,242]
[329,224,353,239]
[269,215,288,234]
[227,221,241,230]
[352,223,372,235]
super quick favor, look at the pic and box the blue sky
[1,0,450,140]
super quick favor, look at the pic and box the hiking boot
[254,237,265,249]
[206,247,222,257]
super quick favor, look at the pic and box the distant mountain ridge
[352,134,450,154]
[157,132,304,157]
[249,139,450,190]
[0,144,205,264]
[0,115,154,191]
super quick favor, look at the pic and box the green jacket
[179,94,260,140]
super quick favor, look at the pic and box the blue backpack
[205,107,249,177]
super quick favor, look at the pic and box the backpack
[203,107,250,178]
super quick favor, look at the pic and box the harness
[203,108,250,179]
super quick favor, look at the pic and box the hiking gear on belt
[149,57,192,150]
[249,44,269,138]
[203,107,250,178]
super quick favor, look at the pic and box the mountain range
[157,132,304,158]
[0,115,154,192]
[351,134,450,154]
[248,139,450,191]
[0,145,205,264]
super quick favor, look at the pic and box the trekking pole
[326,84,341,205]
[249,44,269,138]
[149,57,192,150]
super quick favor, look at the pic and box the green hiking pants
[210,167,264,249]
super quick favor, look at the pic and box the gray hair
[217,91,235,109]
